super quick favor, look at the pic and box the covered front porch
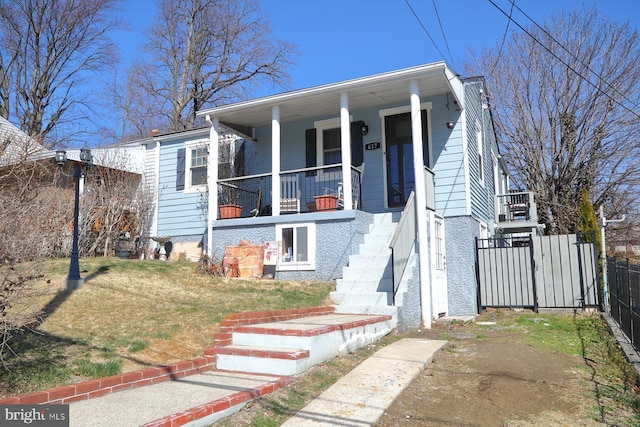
[197,62,461,248]
[215,163,435,219]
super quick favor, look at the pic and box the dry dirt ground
[376,319,610,427]
[220,311,635,427]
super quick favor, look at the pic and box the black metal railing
[216,164,364,219]
[607,257,640,351]
[495,190,537,223]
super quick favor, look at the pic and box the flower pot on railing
[219,204,242,219]
[314,195,338,211]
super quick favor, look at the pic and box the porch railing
[495,190,538,223]
[216,164,364,219]
[389,191,417,304]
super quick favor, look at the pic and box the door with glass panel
[385,111,428,208]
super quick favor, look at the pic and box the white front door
[431,212,448,316]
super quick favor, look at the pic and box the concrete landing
[69,370,291,427]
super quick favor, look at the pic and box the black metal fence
[607,257,640,351]
[476,232,600,312]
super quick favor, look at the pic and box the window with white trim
[190,147,207,187]
[435,219,444,270]
[314,117,351,166]
[275,223,316,270]
[183,140,208,192]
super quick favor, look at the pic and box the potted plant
[218,183,243,219]
[219,204,242,219]
[314,194,338,211]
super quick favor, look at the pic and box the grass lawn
[0,257,334,398]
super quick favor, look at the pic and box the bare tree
[467,7,640,234]
[0,0,122,144]
[0,132,67,365]
[77,148,155,258]
[132,0,296,133]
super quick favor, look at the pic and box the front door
[385,111,429,208]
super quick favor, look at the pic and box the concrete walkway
[281,338,447,426]
[66,338,445,426]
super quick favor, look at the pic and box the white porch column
[340,93,353,210]
[272,105,282,216]
[410,80,432,328]
[206,115,220,258]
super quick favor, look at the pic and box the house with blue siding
[143,62,512,329]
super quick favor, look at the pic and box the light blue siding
[431,94,467,217]
[464,79,499,228]
[156,139,207,238]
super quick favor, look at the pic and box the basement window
[275,223,316,271]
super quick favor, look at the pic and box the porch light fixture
[56,145,93,290]
[361,123,369,135]
[446,121,455,129]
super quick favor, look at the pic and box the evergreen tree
[578,188,602,252]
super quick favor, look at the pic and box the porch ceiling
[197,62,462,129]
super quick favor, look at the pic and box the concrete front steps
[211,307,395,376]
[331,212,400,318]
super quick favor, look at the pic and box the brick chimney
[147,129,160,137]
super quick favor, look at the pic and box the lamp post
[56,146,92,290]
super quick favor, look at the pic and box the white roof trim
[197,62,452,118]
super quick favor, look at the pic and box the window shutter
[176,148,185,191]
[305,128,317,176]
[234,141,245,177]
[350,121,364,167]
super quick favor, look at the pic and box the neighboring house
[0,116,51,165]
[145,62,518,328]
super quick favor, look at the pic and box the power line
[487,0,640,120]
[432,0,456,70]
[487,0,515,79]
[404,0,451,70]
[509,1,640,115]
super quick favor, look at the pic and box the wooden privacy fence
[476,232,600,312]
[607,257,640,350]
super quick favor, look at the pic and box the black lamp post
[56,146,93,290]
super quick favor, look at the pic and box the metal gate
[476,232,600,312]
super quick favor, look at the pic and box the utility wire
[405,0,451,71]
[509,1,640,114]
[488,0,640,120]
[487,0,515,79]
[432,0,456,70]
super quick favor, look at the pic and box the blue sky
[114,0,639,96]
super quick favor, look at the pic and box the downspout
[410,80,432,328]
[205,115,219,258]
[340,93,353,209]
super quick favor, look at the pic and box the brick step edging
[140,372,293,427]
[0,356,216,405]
[208,306,336,353]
